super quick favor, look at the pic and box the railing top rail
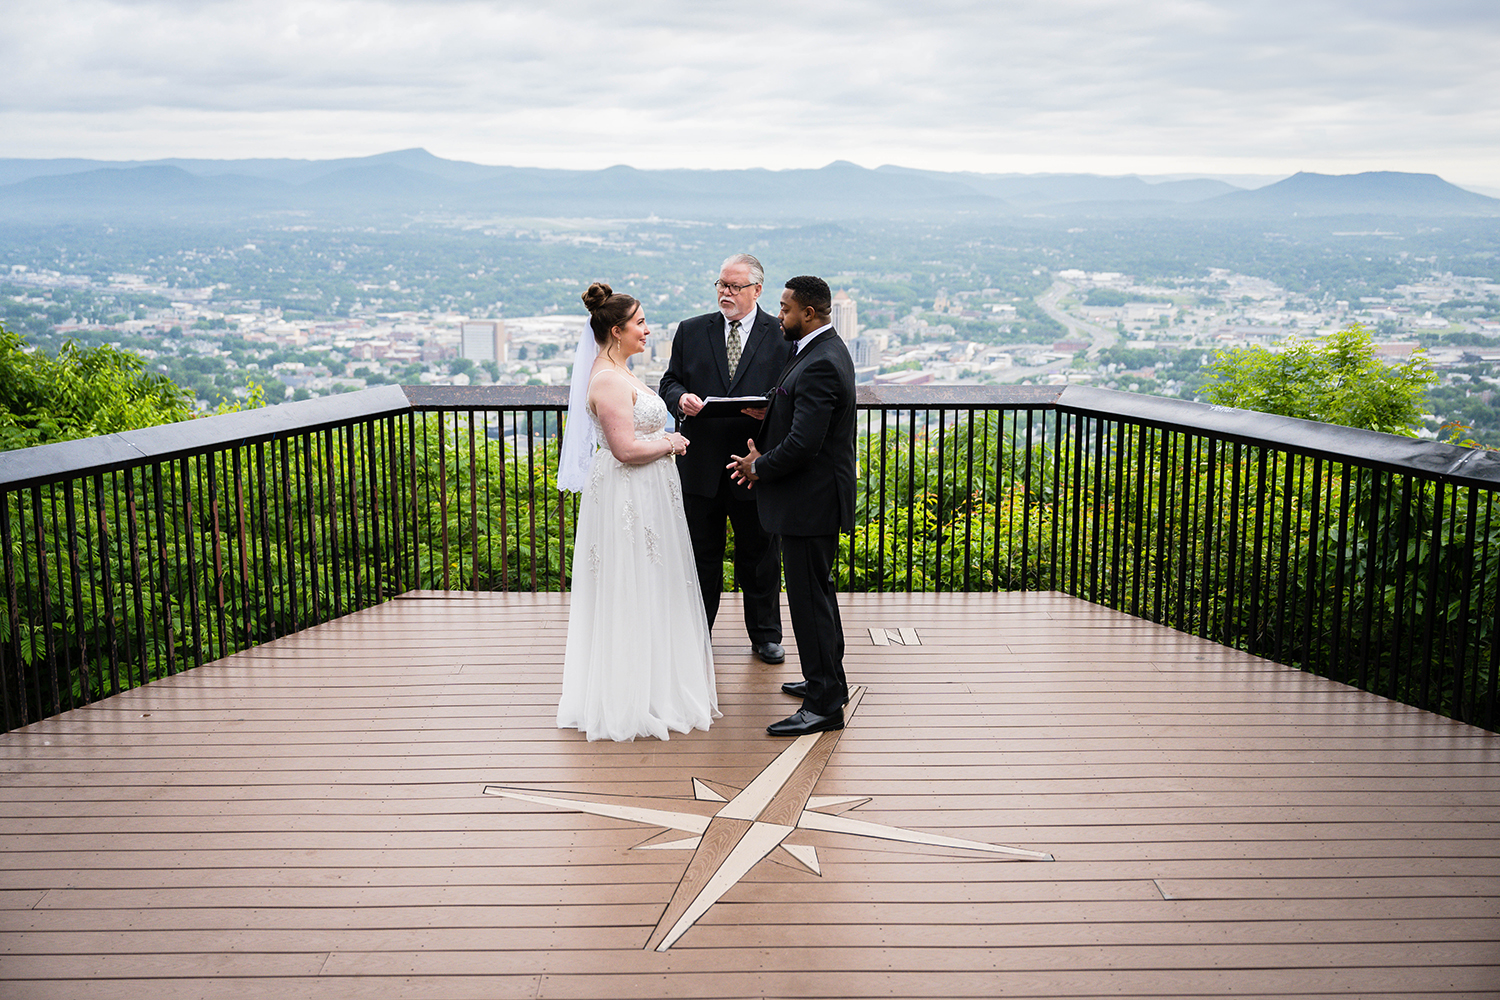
[1057,385,1500,489]
[853,385,1066,408]
[0,384,412,491]
[3,381,1498,492]
[402,385,570,410]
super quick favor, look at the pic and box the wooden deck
[1,590,1497,999]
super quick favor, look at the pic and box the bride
[555,282,719,741]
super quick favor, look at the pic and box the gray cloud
[2,0,1496,183]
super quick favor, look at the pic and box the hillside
[0,152,1495,222]
[1193,171,1500,217]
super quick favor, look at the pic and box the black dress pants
[780,532,848,716]
[683,472,782,643]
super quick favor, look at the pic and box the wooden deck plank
[1,590,1496,998]
[4,816,1498,848]
[8,940,1494,978]
[9,895,1500,926]
[6,834,1499,867]
[2,985,1497,1000]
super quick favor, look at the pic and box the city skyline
[2,1,1496,189]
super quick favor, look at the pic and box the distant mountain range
[1196,170,1500,217]
[0,148,1494,222]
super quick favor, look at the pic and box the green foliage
[838,412,1061,593]
[1205,324,1438,436]
[405,414,572,592]
[210,380,271,415]
[0,322,193,450]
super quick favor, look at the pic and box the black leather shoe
[754,641,785,664]
[767,708,844,737]
[781,680,808,698]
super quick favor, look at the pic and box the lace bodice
[589,384,670,442]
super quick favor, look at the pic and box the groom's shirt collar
[794,322,832,353]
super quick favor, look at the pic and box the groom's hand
[728,438,762,487]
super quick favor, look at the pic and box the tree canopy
[0,322,193,451]
[1203,323,1437,436]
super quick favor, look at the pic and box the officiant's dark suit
[658,256,793,658]
[734,276,857,735]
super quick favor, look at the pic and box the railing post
[0,497,22,730]
[94,472,120,698]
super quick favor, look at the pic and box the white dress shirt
[724,304,762,345]
[751,322,832,478]
[794,322,832,353]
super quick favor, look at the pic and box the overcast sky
[3,0,1497,187]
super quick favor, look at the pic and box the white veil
[557,319,599,492]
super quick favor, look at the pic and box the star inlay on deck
[485,685,1053,951]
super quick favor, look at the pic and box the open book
[694,395,769,418]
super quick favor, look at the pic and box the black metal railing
[0,385,572,731]
[401,387,573,592]
[2,384,1496,733]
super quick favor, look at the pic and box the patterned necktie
[727,320,742,381]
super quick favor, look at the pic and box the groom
[729,275,857,736]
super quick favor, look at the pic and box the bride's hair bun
[582,281,640,347]
[581,281,613,313]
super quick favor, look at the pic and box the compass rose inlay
[484,685,1054,951]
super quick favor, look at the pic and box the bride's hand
[666,432,689,456]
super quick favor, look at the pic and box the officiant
[659,253,794,664]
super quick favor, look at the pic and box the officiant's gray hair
[721,253,764,286]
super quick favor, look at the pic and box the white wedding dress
[557,384,719,741]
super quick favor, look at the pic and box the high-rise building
[849,334,882,368]
[832,291,859,342]
[460,320,507,363]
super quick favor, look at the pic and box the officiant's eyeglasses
[714,280,760,293]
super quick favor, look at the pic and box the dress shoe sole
[767,720,844,737]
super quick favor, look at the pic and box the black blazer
[753,328,858,537]
[658,306,793,498]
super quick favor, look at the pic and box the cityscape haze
[3,151,1498,442]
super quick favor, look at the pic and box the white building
[849,334,882,368]
[460,320,508,363]
[832,291,859,342]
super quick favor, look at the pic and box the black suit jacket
[658,305,793,498]
[753,328,858,538]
